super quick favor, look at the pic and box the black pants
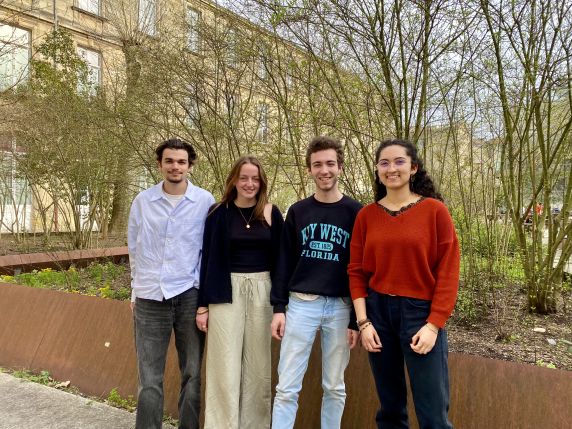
[366,291,452,429]
[134,288,205,429]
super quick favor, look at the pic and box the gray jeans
[134,288,204,429]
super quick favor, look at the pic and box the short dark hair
[305,136,344,168]
[155,138,197,165]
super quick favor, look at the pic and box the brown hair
[220,155,269,221]
[305,136,344,168]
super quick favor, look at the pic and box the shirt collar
[149,180,196,202]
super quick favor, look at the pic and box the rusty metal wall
[1,284,571,428]
[0,283,183,418]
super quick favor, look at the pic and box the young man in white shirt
[128,138,214,429]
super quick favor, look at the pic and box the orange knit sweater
[348,198,460,328]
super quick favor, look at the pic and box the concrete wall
[0,283,570,428]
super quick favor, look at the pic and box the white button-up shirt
[128,180,215,301]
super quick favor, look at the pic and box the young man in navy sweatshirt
[270,136,362,429]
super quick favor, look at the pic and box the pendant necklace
[237,206,255,229]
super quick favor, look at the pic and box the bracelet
[357,318,371,327]
[425,323,438,334]
[359,322,372,332]
[197,308,209,315]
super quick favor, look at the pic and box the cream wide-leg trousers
[204,272,273,429]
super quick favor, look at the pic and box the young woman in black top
[196,155,283,429]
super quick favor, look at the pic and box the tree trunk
[107,41,141,236]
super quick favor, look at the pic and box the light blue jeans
[271,294,351,429]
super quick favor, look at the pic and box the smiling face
[158,148,192,184]
[376,144,418,191]
[234,162,261,205]
[308,148,342,193]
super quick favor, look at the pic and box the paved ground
[0,372,174,429]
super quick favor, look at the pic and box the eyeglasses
[376,158,409,169]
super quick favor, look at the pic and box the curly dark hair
[374,139,443,202]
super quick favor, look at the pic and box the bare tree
[479,0,572,313]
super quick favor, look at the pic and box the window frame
[76,45,102,94]
[138,0,157,36]
[76,0,100,16]
[186,7,201,53]
[256,102,269,143]
[0,23,31,91]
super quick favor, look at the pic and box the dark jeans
[366,291,452,429]
[134,288,204,429]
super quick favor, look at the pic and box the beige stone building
[0,0,298,234]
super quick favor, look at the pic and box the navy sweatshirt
[270,195,362,328]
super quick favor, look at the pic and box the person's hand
[347,329,360,350]
[360,324,382,353]
[410,323,438,354]
[196,307,209,333]
[271,313,286,340]
[130,301,135,312]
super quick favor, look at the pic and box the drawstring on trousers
[239,276,255,317]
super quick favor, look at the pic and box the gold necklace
[237,206,255,229]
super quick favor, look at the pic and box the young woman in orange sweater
[348,139,460,429]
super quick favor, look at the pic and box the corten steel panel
[280,332,572,429]
[447,353,572,429]
[0,247,129,275]
[0,284,183,418]
[1,283,572,428]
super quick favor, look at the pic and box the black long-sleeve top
[270,195,362,328]
[198,201,284,307]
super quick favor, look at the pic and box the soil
[447,285,572,371]
[2,235,571,371]
[0,234,127,256]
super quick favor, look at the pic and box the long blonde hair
[220,156,269,222]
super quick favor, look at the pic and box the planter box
[0,247,129,275]
[0,283,570,428]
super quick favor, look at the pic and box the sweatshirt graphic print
[300,222,351,262]
[270,195,362,314]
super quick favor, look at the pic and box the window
[226,28,238,67]
[187,7,201,52]
[138,0,157,36]
[136,167,153,191]
[256,103,269,143]
[0,148,32,232]
[0,149,31,207]
[0,24,30,91]
[186,96,199,129]
[77,47,101,94]
[77,0,100,15]
[285,63,295,89]
[258,53,268,80]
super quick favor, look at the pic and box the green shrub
[87,261,124,283]
[5,263,130,300]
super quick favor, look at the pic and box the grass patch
[12,369,54,386]
[106,387,136,412]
